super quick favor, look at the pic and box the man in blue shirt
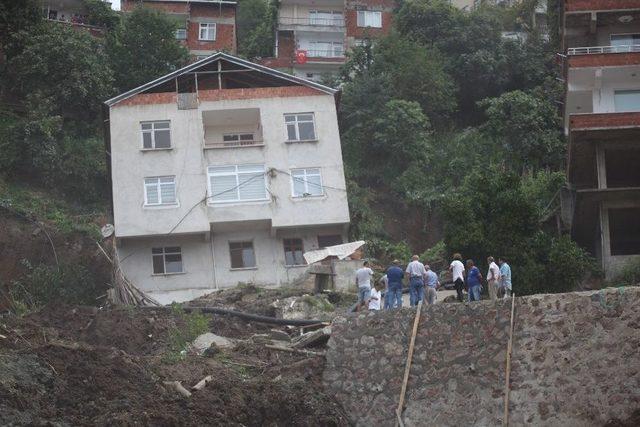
[385,260,404,309]
[498,257,512,299]
[465,259,483,302]
[424,265,440,305]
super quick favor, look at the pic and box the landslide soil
[0,305,348,426]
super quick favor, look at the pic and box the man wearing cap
[405,255,427,306]
[385,259,404,309]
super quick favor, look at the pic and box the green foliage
[480,90,564,171]
[0,0,41,51]
[82,0,120,30]
[107,6,189,92]
[9,260,105,312]
[610,259,640,287]
[237,0,276,58]
[165,305,210,363]
[366,239,413,266]
[420,241,447,271]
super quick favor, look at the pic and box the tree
[479,90,564,172]
[236,0,276,59]
[0,0,41,52]
[107,6,189,92]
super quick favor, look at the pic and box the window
[222,133,256,146]
[175,28,187,40]
[284,113,316,141]
[609,207,640,256]
[318,235,343,248]
[199,22,216,40]
[307,41,344,57]
[229,241,256,269]
[284,238,305,266]
[614,90,640,112]
[291,168,323,197]
[309,10,343,26]
[611,34,640,46]
[357,10,382,28]
[144,176,177,206]
[152,247,183,274]
[208,164,267,203]
[141,121,171,149]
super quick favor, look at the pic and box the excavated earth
[0,304,348,426]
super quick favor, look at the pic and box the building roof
[105,52,337,107]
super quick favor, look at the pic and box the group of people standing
[354,254,513,310]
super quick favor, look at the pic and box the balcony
[202,108,264,149]
[567,45,640,68]
[569,111,640,132]
[565,0,640,13]
[278,16,345,32]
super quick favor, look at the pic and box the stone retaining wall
[323,287,640,426]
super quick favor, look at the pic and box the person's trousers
[468,285,481,302]
[385,285,403,309]
[357,286,371,304]
[409,277,425,306]
[488,279,498,301]
[425,286,437,304]
[454,278,464,302]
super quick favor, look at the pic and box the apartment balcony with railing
[278,15,345,32]
[202,108,264,149]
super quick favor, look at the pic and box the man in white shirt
[449,253,465,302]
[355,261,374,308]
[405,255,427,306]
[486,256,500,301]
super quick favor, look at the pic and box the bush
[9,261,105,312]
[611,259,640,287]
[164,304,211,362]
[421,240,447,271]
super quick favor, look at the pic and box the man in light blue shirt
[498,257,512,299]
[424,265,440,305]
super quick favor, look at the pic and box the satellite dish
[101,224,115,238]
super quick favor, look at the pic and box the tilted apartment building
[562,0,640,278]
[121,0,237,58]
[104,53,350,303]
[261,0,395,81]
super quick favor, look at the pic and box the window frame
[151,246,184,275]
[318,234,343,248]
[175,28,187,40]
[140,120,172,150]
[283,238,306,266]
[222,132,257,147]
[144,176,178,207]
[199,22,217,41]
[229,240,257,270]
[356,10,382,28]
[614,89,640,112]
[284,113,317,142]
[207,164,268,204]
[290,168,324,198]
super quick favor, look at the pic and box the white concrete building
[105,53,350,303]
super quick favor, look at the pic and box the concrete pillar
[596,144,607,189]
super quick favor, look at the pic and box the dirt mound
[1,305,348,426]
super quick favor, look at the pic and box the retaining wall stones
[323,287,640,426]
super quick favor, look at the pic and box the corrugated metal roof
[303,241,366,265]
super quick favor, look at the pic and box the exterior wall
[324,288,640,426]
[121,0,237,55]
[109,87,349,238]
[599,200,640,279]
[118,224,346,303]
[565,0,640,12]
[344,0,394,42]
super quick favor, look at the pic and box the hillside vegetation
[0,0,604,310]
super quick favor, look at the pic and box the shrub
[611,259,640,287]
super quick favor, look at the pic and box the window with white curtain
[284,113,316,141]
[291,168,323,197]
[144,176,177,206]
[208,164,267,203]
[199,22,216,40]
[357,10,382,28]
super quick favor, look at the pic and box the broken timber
[503,294,517,427]
[291,326,331,349]
[395,300,423,427]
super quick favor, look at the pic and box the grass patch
[301,294,335,312]
[162,304,210,363]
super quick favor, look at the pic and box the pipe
[140,305,327,326]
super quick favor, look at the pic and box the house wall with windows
[106,54,350,302]
[121,0,237,57]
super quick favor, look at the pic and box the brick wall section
[190,3,235,18]
[324,288,640,426]
[570,112,640,130]
[565,0,640,12]
[568,52,640,67]
[345,0,395,39]
[115,86,325,107]
[121,1,188,13]
[187,22,235,52]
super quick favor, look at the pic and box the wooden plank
[395,300,423,426]
[503,294,517,427]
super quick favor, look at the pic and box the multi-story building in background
[105,53,350,303]
[262,0,395,81]
[41,0,111,35]
[121,0,237,58]
[562,0,640,278]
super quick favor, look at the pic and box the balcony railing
[279,16,345,27]
[568,44,640,55]
[306,49,345,58]
[204,139,264,149]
